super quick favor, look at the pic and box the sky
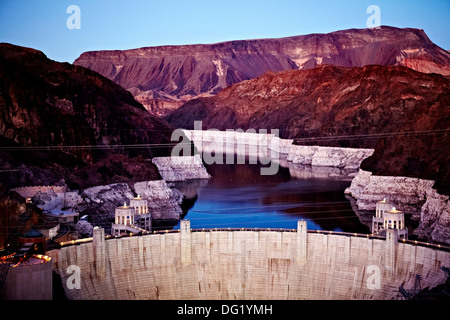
[0,0,449,63]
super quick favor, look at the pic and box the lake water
[170,156,371,233]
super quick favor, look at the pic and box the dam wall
[47,222,450,300]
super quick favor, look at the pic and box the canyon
[0,43,178,191]
[1,26,449,249]
[73,26,450,116]
[0,43,182,244]
[167,64,450,198]
[1,23,449,301]
[183,129,449,244]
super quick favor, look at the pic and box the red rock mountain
[74,26,450,116]
[166,64,450,195]
[0,43,176,190]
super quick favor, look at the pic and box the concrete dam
[47,221,450,300]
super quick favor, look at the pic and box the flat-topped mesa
[74,26,450,115]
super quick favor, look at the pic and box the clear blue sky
[0,0,449,63]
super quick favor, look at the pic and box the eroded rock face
[0,186,42,246]
[345,169,450,244]
[415,190,450,244]
[0,43,178,191]
[151,155,211,182]
[345,170,433,213]
[74,26,450,116]
[167,64,450,196]
[287,145,374,170]
[133,180,183,220]
[75,183,135,230]
[0,43,174,163]
[73,180,183,233]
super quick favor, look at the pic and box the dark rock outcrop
[0,43,176,190]
[74,26,450,115]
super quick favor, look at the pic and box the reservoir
[171,155,371,233]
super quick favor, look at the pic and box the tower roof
[386,207,403,214]
[117,202,133,210]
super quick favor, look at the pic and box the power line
[293,129,450,143]
[0,142,186,151]
[1,128,447,151]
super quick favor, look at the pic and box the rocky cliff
[74,180,183,233]
[287,145,374,170]
[0,43,178,190]
[345,170,450,245]
[24,180,184,235]
[151,155,211,182]
[74,26,450,115]
[167,64,450,196]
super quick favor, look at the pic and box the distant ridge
[74,26,450,116]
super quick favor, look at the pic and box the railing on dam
[58,227,450,252]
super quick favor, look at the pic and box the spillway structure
[47,221,450,300]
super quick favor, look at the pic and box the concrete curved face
[48,225,449,300]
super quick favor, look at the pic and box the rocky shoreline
[13,155,211,235]
[183,129,374,171]
[183,129,449,244]
[345,169,450,245]
[10,139,449,244]
[287,145,374,170]
[152,154,211,182]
